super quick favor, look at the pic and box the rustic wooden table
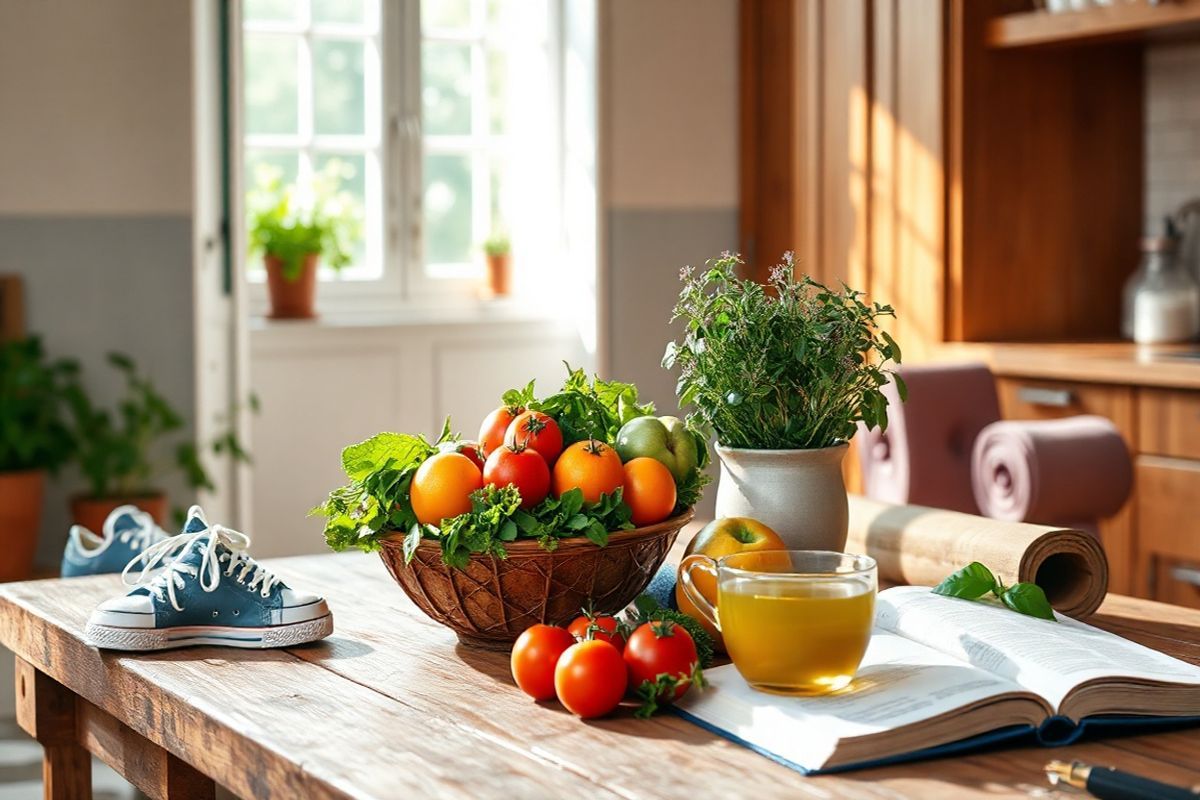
[2,550,1199,800]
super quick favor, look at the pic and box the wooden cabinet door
[1137,457,1200,608]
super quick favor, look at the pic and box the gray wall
[602,0,740,517]
[0,0,195,567]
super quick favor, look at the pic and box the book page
[675,631,1032,771]
[876,586,1200,711]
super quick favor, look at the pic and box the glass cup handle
[679,554,720,632]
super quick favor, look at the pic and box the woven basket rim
[379,507,694,555]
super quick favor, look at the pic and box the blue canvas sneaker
[84,508,332,651]
[61,505,172,578]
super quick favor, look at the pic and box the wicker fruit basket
[378,510,693,650]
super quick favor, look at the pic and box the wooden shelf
[988,1,1200,49]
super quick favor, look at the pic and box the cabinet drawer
[1153,558,1200,610]
[1136,456,1200,563]
[1138,388,1200,460]
[995,378,1136,445]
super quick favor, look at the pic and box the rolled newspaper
[846,495,1109,618]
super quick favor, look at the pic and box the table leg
[14,656,92,799]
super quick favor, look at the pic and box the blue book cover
[673,587,1200,774]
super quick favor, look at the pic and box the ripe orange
[410,452,483,526]
[552,439,624,504]
[621,457,676,526]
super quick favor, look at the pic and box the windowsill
[248,296,568,333]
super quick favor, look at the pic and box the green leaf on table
[932,562,998,600]
[1000,582,1056,621]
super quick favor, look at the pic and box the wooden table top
[2,551,1199,799]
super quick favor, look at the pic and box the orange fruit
[621,458,676,526]
[410,452,483,526]
[552,440,624,504]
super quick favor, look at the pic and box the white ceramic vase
[713,443,849,551]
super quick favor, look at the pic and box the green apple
[614,415,698,482]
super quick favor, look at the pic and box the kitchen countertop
[932,341,1200,391]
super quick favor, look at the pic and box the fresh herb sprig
[506,365,655,447]
[932,562,1056,621]
[664,252,902,449]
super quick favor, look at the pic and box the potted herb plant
[483,231,512,297]
[0,337,78,580]
[247,160,363,319]
[663,252,902,550]
[64,352,255,532]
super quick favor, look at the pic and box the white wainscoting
[248,312,591,557]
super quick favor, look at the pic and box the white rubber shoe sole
[85,614,334,651]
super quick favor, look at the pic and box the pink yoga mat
[971,415,1132,524]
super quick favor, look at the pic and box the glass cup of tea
[680,550,877,696]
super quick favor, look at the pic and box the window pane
[489,156,508,230]
[312,0,364,24]
[244,35,299,135]
[313,40,365,135]
[314,153,369,273]
[246,149,300,190]
[422,0,471,30]
[422,42,471,135]
[486,48,507,135]
[424,153,472,266]
[245,0,299,24]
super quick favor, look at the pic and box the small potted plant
[483,231,512,297]
[663,252,902,550]
[64,352,255,532]
[247,160,363,319]
[0,338,78,580]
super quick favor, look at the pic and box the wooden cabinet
[740,0,1142,355]
[1138,389,1200,460]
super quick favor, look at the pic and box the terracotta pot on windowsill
[70,492,167,538]
[487,253,512,297]
[0,470,45,582]
[265,253,320,319]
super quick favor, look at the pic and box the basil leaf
[565,513,590,531]
[498,519,518,542]
[402,523,422,564]
[1000,583,1056,621]
[584,520,609,547]
[559,488,584,518]
[932,562,997,600]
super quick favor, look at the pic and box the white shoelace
[121,525,281,612]
[115,508,169,552]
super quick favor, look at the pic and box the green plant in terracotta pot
[247,160,363,319]
[663,252,902,550]
[0,337,79,580]
[64,352,255,532]
[483,230,512,297]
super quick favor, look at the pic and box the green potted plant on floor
[0,337,78,580]
[483,230,512,297]
[64,352,255,531]
[663,252,902,550]
[248,160,363,319]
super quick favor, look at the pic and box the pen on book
[1045,760,1199,800]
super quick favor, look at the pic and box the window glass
[312,0,365,25]
[422,42,472,136]
[313,40,366,136]
[245,0,299,24]
[244,35,299,135]
[424,153,473,266]
[422,0,472,30]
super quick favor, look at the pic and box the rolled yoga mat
[970,415,1132,524]
[846,495,1109,618]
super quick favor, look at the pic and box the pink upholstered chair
[856,363,1132,528]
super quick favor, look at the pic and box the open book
[675,586,1200,774]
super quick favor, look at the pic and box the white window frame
[240,0,566,317]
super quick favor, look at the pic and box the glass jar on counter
[1122,234,1200,344]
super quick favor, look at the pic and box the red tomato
[510,625,576,701]
[568,614,626,652]
[479,405,523,457]
[623,620,700,703]
[438,440,485,472]
[483,444,550,509]
[554,640,628,719]
[504,411,564,466]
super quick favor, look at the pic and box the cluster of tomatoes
[510,612,702,719]
[408,402,678,528]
